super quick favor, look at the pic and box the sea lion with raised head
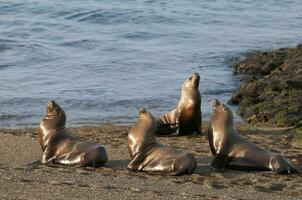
[38,100,108,167]
[127,108,197,175]
[156,73,201,136]
[208,99,298,174]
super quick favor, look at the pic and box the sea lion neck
[180,86,200,102]
[213,122,235,135]
[138,119,157,138]
[211,110,235,135]
[41,112,66,133]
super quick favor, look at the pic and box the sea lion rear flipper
[210,153,230,170]
[127,153,145,170]
[273,164,301,175]
[156,109,180,135]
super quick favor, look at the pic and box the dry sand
[1,123,302,200]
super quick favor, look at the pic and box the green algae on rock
[229,45,302,141]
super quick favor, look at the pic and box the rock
[229,46,302,142]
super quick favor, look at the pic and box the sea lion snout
[138,107,153,121]
[212,99,221,109]
[184,73,200,88]
[192,72,200,79]
[139,107,147,115]
[189,73,200,87]
[46,100,65,120]
[138,107,147,119]
[47,100,57,112]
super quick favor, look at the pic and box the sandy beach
[1,123,302,200]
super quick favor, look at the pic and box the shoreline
[1,123,302,199]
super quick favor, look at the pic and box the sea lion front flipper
[197,122,202,135]
[207,123,216,155]
[127,152,145,170]
[41,146,57,164]
[210,153,230,170]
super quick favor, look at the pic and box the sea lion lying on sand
[156,73,202,136]
[208,99,299,174]
[127,108,197,175]
[38,100,108,167]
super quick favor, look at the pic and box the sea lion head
[211,99,233,127]
[183,73,200,89]
[138,107,152,120]
[44,100,66,127]
[138,107,157,130]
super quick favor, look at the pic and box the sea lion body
[127,108,196,175]
[38,100,108,167]
[208,99,298,174]
[156,73,201,136]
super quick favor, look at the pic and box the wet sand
[1,123,302,200]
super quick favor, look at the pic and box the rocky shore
[229,45,302,142]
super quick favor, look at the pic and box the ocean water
[0,0,301,127]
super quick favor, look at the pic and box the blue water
[0,0,301,127]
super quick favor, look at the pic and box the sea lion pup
[127,108,197,175]
[208,99,299,174]
[156,73,201,136]
[38,100,108,167]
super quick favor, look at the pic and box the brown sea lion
[208,99,299,174]
[156,73,201,136]
[38,100,108,167]
[127,108,197,175]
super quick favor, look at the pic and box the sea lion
[38,100,108,167]
[127,108,197,175]
[156,73,201,136]
[208,99,298,174]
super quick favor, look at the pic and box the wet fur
[156,73,201,136]
[127,108,197,175]
[208,99,299,174]
[38,101,108,167]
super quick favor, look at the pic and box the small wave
[0,97,48,108]
[120,31,166,40]
[0,64,13,69]
[65,9,180,25]
[66,9,130,24]
[59,97,174,113]
[0,39,48,57]
[65,9,101,20]
[0,114,33,121]
[58,39,97,48]
[0,3,26,14]
[0,39,18,52]
[78,12,129,24]
[0,44,13,52]
[203,88,236,95]
[103,97,173,110]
